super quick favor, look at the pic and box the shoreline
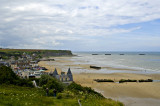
[38,56,160,106]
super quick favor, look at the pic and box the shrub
[0,66,34,87]
[0,66,19,84]
[68,82,84,91]
[46,79,64,92]
[35,78,40,86]
[57,93,63,99]
[39,74,65,92]
[68,82,104,98]
[39,75,52,86]
[42,85,47,89]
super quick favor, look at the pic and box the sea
[71,52,160,74]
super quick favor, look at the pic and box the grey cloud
[0,0,160,50]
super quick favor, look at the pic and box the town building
[49,68,73,83]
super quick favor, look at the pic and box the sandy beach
[73,73,160,106]
[38,56,160,106]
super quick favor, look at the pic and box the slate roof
[53,68,58,75]
[67,68,72,75]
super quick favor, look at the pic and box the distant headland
[0,48,73,59]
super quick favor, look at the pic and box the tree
[0,66,33,87]
[39,74,53,86]
[0,66,19,84]
[39,74,65,92]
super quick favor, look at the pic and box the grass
[81,98,123,106]
[0,84,78,106]
[0,84,123,106]
[80,94,123,106]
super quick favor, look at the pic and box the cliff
[0,49,73,59]
[42,50,72,56]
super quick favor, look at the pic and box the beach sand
[38,56,160,106]
[73,73,160,106]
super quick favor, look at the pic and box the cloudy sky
[0,0,160,51]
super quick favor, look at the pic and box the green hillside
[0,84,123,106]
[0,85,78,106]
[0,66,123,106]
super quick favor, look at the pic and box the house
[17,60,32,69]
[50,68,73,83]
[10,56,15,61]
[26,54,32,60]
[0,61,10,67]
[22,52,33,60]
[21,71,30,79]
[10,61,17,69]
[30,61,39,67]
[33,71,42,78]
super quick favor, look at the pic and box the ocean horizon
[72,51,160,74]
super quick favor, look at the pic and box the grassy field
[0,85,78,106]
[0,84,123,106]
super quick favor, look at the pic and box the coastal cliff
[42,50,72,56]
[0,49,73,59]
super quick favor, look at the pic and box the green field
[0,84,123,106]
[0,85,78,106]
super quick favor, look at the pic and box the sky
[0,0,160,51]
